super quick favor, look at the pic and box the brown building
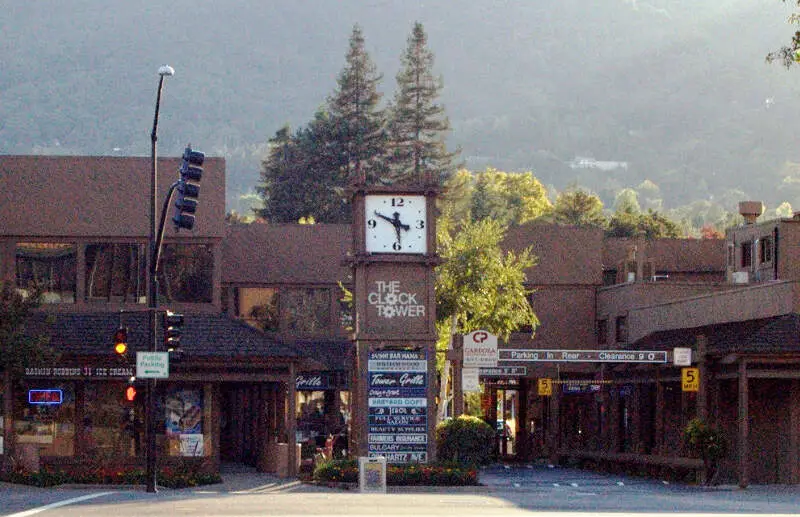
[2,156,799,487]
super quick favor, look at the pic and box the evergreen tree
[327,25,387,185]
[255,111,351,223]
[387,22,457,186]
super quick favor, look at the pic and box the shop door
[496,388,519,458]
[220,383,275,466]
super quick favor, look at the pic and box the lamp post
[146,64,174,494]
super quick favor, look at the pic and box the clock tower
[349,182,439,463]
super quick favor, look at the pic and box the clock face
[365,195,427,254]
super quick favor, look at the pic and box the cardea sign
[499,349,668,364]
[367,350,428,463]
[463,330,498,367]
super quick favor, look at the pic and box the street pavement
[3,462,800,516]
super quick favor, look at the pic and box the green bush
[312,459,478,486]
[313,458,359,483]
[435,415,495,466]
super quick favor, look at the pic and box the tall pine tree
[387,22,457,186]
[327,25,387,185]
[255,110,351,223]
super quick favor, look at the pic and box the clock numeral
[391,197,404,207]
[392,241,402,251]
[367,219,377,229]
[415,220,425,229]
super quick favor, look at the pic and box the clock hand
[390,212,410,232]
[374,211,395,225]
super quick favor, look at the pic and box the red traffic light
[113,327,128,355]
[125,385,137,402]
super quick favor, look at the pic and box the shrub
[435,415,495,466]
[312,459,478,486]
[684,417,728,485]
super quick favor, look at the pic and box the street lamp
[146,64,174,494]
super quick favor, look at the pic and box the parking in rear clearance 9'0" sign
[499,349,668,363]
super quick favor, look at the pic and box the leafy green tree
[386,22,458,186]
[435,217,539,421]
[439,169,474,224]
[0,283,52,375]
[470,169,552,225]
[767,2,800,67]
[327,24,387,185]
[613,188,641,215]
[552,186,607,228]
[607,208,682,239]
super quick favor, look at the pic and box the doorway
[496,387,519,458]
[220,383,281,467]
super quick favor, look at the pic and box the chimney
[739,201,763,225]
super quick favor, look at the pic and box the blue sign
[367,349,428,463]
[28,389,63,405]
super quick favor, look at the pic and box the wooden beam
[738,358,749,489]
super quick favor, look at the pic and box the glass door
[496,388,519,458]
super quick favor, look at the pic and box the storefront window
[158,244,213,303]
[237,287,279,331]
[14,382,75,456]
[83,382,142,458]
[15,243,76,304]
[286,288,330,334]
[162,385,207,457]
[85,243,146,303]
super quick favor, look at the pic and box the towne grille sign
[367,350,428,463]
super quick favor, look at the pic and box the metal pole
[145,73,167,494]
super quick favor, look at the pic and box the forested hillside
[2,0,800,215]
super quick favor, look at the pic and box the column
[737,359,749,488]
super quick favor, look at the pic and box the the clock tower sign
[349,184,439,463]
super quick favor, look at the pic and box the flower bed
[313,459,479,486]
[1,465,221,488]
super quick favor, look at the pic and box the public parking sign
[136,351,169,378]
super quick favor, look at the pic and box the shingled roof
[632,314,800,355]
[222,223,352,284]
[22,311,299,359]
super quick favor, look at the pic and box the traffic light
[173,146,204,231]
[113,327,128,357]
[125,384,137,402]
[163,311,184,350]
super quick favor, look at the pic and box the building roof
[23,311,299,359]
[603,237,725,273]
[633,314,800,355]
[222,223,352,284]
[0,155,226,239]
[503,224,604,285]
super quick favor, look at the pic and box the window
[15,243,76,303]
[83,382,142,458]
[602,269,617,286]
[596,319,608,345]
[759,237,772,263]
[740,241,752,268]
[237,287,280,331]
[158,244,214,303]
[615,316,628,343]
[14,382,76,456]
[164,385,206,457]
[338,297,354,331]
[285,288,331,334]
[85,243,146,303]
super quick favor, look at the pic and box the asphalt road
[3,463,800,516]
